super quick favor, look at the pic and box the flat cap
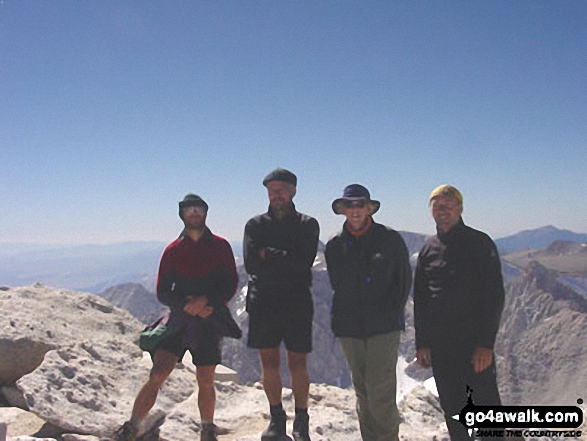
[262,168,297,187]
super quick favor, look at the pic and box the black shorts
[155,318,222,367]
[247,286,314,353]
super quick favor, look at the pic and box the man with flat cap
[112,194,240,441]
[414,185,505,440]
[244,168,320,441]
[325,184,412,441]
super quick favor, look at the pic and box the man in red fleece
[113,194,239,441]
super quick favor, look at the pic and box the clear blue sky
[1,1,586,245]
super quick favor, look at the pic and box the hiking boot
[201,423,218,441]
[292,411,311,441]
[112,420,139,441]
[261,410,287,440]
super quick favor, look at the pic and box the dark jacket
[156,228,241,338]
[243,204,320,293]
[157,228,238,310]
[414,219,505,350]
[325,221,412,338]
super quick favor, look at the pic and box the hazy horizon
[1,224,585,249]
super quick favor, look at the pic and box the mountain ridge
[1,225,586,293]
[495,225,587,254]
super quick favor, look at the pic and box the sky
[1,1,586,245]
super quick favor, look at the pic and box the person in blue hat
[325,184,412,441]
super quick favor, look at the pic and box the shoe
[292,411,311,441]
[112,420,139,441]
[261,410,287,440]
[201,423,218,441]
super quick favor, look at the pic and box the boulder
[0,285,144,386]
[398,385,448,439]
[0,407,45,439]
[1,386,28,410]
[16,339,196,438]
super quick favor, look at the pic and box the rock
[98,283,166,324]
[16,339,196,438]
[0,407,45,439]
[496,263,587,406]
[61,435,101,441]
[159,382,363,441]
[1,386,27,410]
[404,358,433,382]
[0,338,57,387]
[398,385,448,439]
[214,365,238,383]
[174,355,239,383]
[9,436,55,441]
[0,285,144,385]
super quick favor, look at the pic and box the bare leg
[131,349,178,421]
[259,348,283,405]
[287,351,309,409]
[196,365,217,422]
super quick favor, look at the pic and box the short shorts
[154,314,222,367]
[246,286,314,353]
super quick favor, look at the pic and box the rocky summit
[0,284,448,441]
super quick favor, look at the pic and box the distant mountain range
[503,240,587,277]
[0,241,165,292]
[1,225,585,292]
[495,225,587,254]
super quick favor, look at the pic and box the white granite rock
[0,284,451,441]
[0,285,143,385]
[16,339,196,438]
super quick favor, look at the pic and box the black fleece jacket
[414,219,505,350]
[325,221,412,338]
[243,204,319,292]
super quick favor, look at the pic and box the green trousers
[339,331,401,441]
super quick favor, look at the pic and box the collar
[179,227,212,243]
[267,202,297,221]
[437,217,465,240]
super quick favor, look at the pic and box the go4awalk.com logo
[452,388,584,439]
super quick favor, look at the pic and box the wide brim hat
[332,184,380,215]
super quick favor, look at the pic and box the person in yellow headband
[415,184,506,440]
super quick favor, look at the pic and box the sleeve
[280,217,320,271]
[220,239,239,304]
[394,232,413,310]
[244,216,320,279]
[413,249,432,350]
[201,240,239,309]
[475,236,505,349]
[324,238,339,292]
[156,245,186,310]
[243,218,263,276]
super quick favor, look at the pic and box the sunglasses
[342,200,367,209]
[183,205,207,214]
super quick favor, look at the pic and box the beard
[270,198,292,218]
[184,215,207,231]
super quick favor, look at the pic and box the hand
[258,248,266,259]
[197,305,214,318]
[416,348,432,368]
[472,346,493,373]
[183,296,210,317]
